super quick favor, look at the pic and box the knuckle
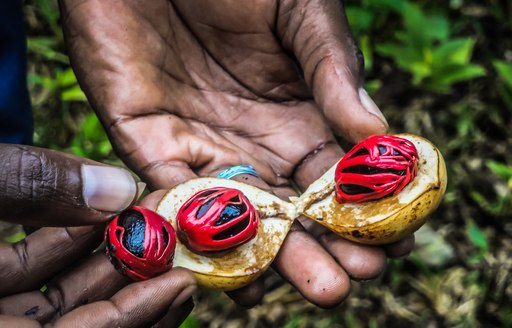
[7,147,60,203]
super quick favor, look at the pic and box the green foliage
[179,316,200,328]
[27,37,68,64]
[26,0,114,161]
[374,2,485,92]
[70,112,113,159]
[470,161,512,217]
[493,60,512,111]
[466,222,489,253]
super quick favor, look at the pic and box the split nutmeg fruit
[106,134,447,290]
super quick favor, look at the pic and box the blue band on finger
[216,165,259,180]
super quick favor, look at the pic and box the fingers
[53,268,196,328]
[273,221,351,308]
[0,252,130,322]
[278,0,387,143]
[0,144,139,226]
[385,234,415,258]
[0,225,104,296]
[151,298,195,328]
[225,278,265,308]
[317,234,386,280]
[0,315,40,328]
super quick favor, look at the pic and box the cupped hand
[60,0,413,308]
[0,144,196,327]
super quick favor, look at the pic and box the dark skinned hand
[59,0,415,308]
[0,144,196,327]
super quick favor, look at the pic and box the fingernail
[81,165,137,212]
[358,88,388,128]
[170,285,197,309]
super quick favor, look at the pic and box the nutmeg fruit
[176,187,260,253]
[293,134,447,245]
[156,179,296,290]
[105,206,177,281]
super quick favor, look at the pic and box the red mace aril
[335,135,419,203]
[176,187,260,252]
[105,206,176,281]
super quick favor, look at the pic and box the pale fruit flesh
[293,134,447,245]
[156,178,296,290]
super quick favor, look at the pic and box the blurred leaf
[487,160,512,180]
[28,72,57,90]
[27,37,69,64]
[56,68,79,88]
[409,62,432,84]
[364,79,381,94]
[34,0,60,31]
[61,85,87,102]
[414,224,456,268]
[70,113,112,159]
[466,222,489,252]
[423,14,450,41]
[427,64,486,92]
[376,42,419,67]
[346,6,374,36]
[432,38,476,65]
[493,60,512,90]
[179,316,199,328]
[364,0,406,13]
[359,35,373,71]
[2,231,26,243]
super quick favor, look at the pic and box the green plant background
[11,0,512,327]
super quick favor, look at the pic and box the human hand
[60,0,414,308]
[0,144,196,327]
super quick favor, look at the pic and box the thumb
[279,0,388,142]
[0,144,140,226]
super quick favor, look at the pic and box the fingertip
[160,267,197,291]
[358,88,388,133]
[82,165,138,213]
[332,97,388,144]
[385,234,415,258]
[319,234,387,281]
[273,226,351,308]
[225,278,265,308]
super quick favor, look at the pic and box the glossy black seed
[119,210,145,258]
[182,189,219,213]
[348,147,370,158]
[342,165,405,176]
[341,184,374,195]
[229,195,241,203]
[198,190,218,197]
[162,226,169,248]
[214,203,247,226]
[212,217,250,240]
[196,196,219,218]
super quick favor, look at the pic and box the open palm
[61,0,409,308]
